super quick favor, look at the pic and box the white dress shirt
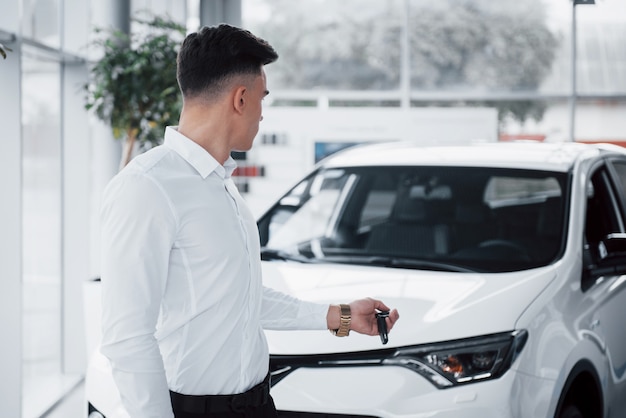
[100,127,329,418]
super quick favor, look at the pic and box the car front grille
[278,411,378,418]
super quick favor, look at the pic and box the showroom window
[22,0,61,48]
[21,44,67,418]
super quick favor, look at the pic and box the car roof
[321,140,626,172]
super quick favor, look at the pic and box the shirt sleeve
[99,171,178,418]
[260,286,329,330]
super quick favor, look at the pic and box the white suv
[86,141,626,418]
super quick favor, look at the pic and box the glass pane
[243,0,403,90]
[484,176,562,207]
[22,0,60,48]
[542,0,626,95]
[407,0,558,93]
[610,161,626,204]
[268,169,353,247]
[266,166,568,273]
[21,45,62,415]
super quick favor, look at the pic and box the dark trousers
[170,374,278,418]
[172,396,278,418]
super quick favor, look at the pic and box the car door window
[584,166,623,263]
[609,160,626,197]
[607,160,626,218]
[267,169,356,248]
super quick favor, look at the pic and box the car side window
[265,169,354,249]
[257,177,312,246]
[609,161,626,196]
[608,160,626,218]
[584,166,622,263]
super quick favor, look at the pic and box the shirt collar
[163,126,237,179]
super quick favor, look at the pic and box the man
[100,24,399,418]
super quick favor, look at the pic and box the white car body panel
[262,262,556,353]
[85,141,626,418]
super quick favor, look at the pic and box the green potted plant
[84,14,185,169]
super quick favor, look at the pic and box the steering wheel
[478,239,531,261]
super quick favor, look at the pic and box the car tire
[558,404,584,418]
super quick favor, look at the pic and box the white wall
[244,106,499,216]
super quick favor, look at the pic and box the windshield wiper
[383,257,476,273]
[261,248,476,272]
[322,254,476,273]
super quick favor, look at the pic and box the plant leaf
[0,43,12,59]
[84,12,184,147]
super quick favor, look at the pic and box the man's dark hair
[176,24,278,99]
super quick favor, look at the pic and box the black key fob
[376,311,390,345]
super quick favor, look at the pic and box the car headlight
[382,329,528,388]
[270,330,528,389]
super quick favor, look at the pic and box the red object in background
[499,135,626,148]
[499,134,546,142]
[233,165,265,177]
[577,140,626,148]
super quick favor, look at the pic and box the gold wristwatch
[330,304,351,337]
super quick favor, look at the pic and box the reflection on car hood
[261,261,556,354]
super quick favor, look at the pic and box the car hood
[261,261,556,354]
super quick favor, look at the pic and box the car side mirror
[600,233,626,257]
[585,233,626,279]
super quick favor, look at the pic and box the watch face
[340,304,351,316]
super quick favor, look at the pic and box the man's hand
[327,298,399,336]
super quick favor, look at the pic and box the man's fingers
[386,309,400,331]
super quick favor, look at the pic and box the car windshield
[259,166,569,273]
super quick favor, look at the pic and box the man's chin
[233,141,255,152]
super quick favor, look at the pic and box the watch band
[330,304,351,337]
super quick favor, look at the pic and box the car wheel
[558,404,584,418]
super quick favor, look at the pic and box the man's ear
[233,86,246,115]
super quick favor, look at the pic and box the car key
[376,311,390,345]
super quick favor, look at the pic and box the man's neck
[177,106,233,165]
